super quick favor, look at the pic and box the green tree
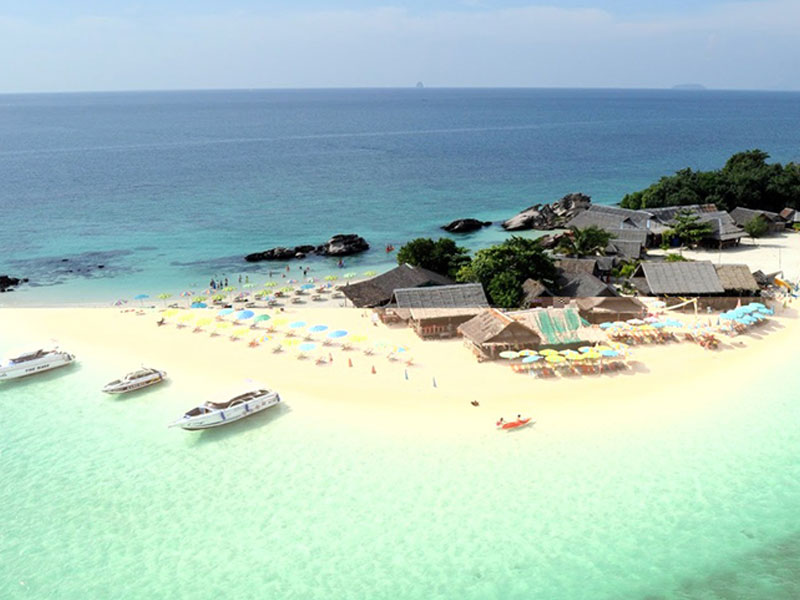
[396,238,471,278]
[664,210,713,248]
[556,226,613,257]
[620,149,800,212]
[743,215,769,245]
[456,236,557,309]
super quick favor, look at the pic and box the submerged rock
[0,275,26,292]
[441,218,491,234]
[503,193,592,231]
[245,235,370,262]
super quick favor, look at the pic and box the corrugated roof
[632,261,725,295]
[393,283,488,309]
[606,240,643,259]
[555,272,618,297]
[730,207,783,225]
[555,257,598,275]
[714,264,760,292]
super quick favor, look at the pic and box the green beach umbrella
[223,286,235,293]
[324,275,338,281]
[280,286,294,293]
[243,283,256,289]
[344,272,357,279]
[363,271,377,277]
[157,293,172,305]
[499,351,519,359]
[254,314,272,323]
[264,281,278,288]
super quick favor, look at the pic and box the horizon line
[2,84,800,96]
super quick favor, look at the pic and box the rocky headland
[245,234,370,262]
[502,193,591,231]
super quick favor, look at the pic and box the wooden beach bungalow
[457,309,541,361]
[730,207,786,234]
[630,261,725,297]
[713,264,761,297]
[341,264,453,308]
[576,296,647,324]
[391,283,489,339]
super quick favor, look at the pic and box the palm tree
[556,226,613,257]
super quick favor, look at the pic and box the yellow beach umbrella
[546,354,566,364]
[518,349,537,356]
[196,317,213,327]
[163,309,179,317]
[538,348,559,356]
[566,353,584,361]
[179,313,195,323]
[232,328,249,337]
[282,338,300,347]
[350,334,368,343]
[215,321,232,329]
[583,351,602,360]
[593,345,614,352]
[272,318,289,327]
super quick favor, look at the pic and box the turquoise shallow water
[2,337,799,598]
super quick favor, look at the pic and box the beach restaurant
[457,309,541,361]
[388,283,489,339]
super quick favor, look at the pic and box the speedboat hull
[102,369,167,394]
[171,390,281,430]
[0,351,75,380]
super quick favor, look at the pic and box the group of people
[208,277,229,290]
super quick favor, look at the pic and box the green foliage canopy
[556,226,613,257]
[456,236,557,309]
[620,150,800,213]
[396,237,471,278]
[664,209,713,248]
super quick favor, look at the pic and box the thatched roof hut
[714,264,760,295]
[555,272,618,298]
[630,261,725,296]
[341,264,453,308]
[457,309,541,360]
[730,207,785,233]
[576,296,647,324]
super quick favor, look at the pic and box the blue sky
[0,1,797,92]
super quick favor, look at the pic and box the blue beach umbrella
[298,342,317,352]
[301,283,315,290]
[599,322,615,330]
[134,294,149,300]
[522,355,542,364]
[308,325,328,333]
[218,308,234,316]
[235,310,255,320]
[288,320,307,329]
[601,349,620,358]
[191,302,208,309]
[327,329,348,339]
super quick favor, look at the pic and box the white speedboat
[102,367,167,394]
[169,388,281,430]
[0,348,75,380]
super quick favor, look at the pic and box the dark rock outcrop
[441,218,491,234]
[0,275,27,292]
[245,235,370,262]
[503,193,592,231]
[317,234,370,257]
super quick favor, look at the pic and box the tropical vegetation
[396,237,471,279]
[556,226,613,257]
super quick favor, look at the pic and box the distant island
[672,84,707,90]
[416,81,424,88]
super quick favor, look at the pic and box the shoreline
[2,300,798,439]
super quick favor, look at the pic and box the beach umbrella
[254,314,272,323]
[157,293,172,305]
[626,318,645,325]
[196,317,213,327]
[518,349,537,356]
[222,286,235,293]
[212,294,225,301]
[235,310,255,320]
[538,348,559,356]
[179,313,195,323]
[191,302,207,309]
[522,355,542,364]
[350,334,368,343]
[180,291,193,297]
[593,345,614,352]
[243,283,256,289]
[327,330,348,339]
[499,351,519,359]
[280,286,294,293]
[288,279,298,284]
[163,309,179,317]
[271,317,289,327]
[254,291,266,298]
[202,289,213,295]
[193,295,207,302]
[546,354,566,364]
[583,350,602,360]
[363,271,377,277]
[134,294,149,300]
[560,349,580,356]
[324,275,338,281]
[298,342,317,353]
[288,320,307,329]
[218,308,234,316]
[282,338,301,348]
[260,335,272,342]
[600,349,620,358]
[232,327,249,337]
[578,346,593,353]
[216,321,232,329]
[301,283,315,290]
[344,272,357,279]
[308,325,328,333]
[113,299,127,306]
[264,282,278,288]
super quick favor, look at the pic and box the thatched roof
[647,205,744,242]
[606,240,643,259]
[714,264,760,292]
[555,272,618,297]
[730,207,783,226]
[554,257,599,276]
[341,264,453,308]
[630,261,725,295]
[576,296,646,312]
[522,278,554,300]
[566,205,648,230]
[393,283,489,321]
[458,309,541,346]
[608,228,649,244]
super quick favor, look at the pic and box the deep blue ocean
[2,88,799,304]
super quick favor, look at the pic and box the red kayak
[497,418,533,430]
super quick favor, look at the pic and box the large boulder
[503,193,592,231]
[0,275,26,292]
[244,247,298,262]
[441,218,491,234]
[317,234,370,257]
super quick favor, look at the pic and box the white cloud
[0,1,797,92]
